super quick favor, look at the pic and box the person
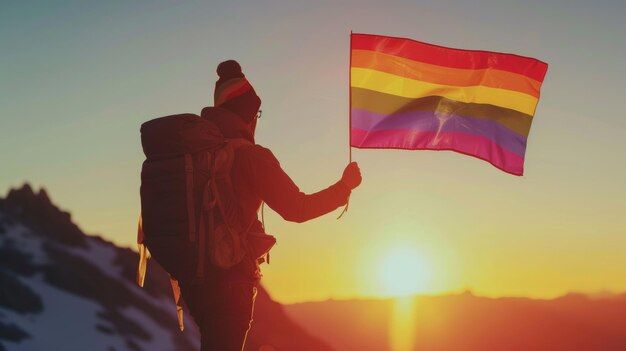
[175,60,362,351]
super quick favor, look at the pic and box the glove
[341,162,362,190]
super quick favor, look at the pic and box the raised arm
[246,146,361,223]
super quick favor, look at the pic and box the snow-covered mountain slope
[0,184,333,351]
[0,185,199,351]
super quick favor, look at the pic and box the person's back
[177,60,362,351]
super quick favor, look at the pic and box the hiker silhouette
[138,59,361,351]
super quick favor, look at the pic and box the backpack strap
[196,181,210,278]
[211,178,243,258]
[184,154,197,243]
[196,151,217,278]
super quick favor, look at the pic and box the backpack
[135,110,275,330]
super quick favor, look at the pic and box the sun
[377,247,431,297]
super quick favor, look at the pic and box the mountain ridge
[0,183,334,351]
[284,287,626,351]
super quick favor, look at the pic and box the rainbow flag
[350,33,548,175]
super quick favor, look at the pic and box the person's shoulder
[237,144,280,165]
[239,144,275,158]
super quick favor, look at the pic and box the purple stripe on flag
[351,128,525,175]
[351,108,527,157]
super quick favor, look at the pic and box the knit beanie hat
[214,60,261,123]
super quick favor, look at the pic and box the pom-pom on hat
[214,60,261,123]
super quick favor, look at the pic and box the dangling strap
[260,202,270,264]
[169,277,184,331]
[136,213,150,287]
[184,154,196,243]
[261,202,266,231]
[337,194,350,219]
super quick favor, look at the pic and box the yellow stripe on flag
[351,67,539,116]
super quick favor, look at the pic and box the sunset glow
[378,247,431,297]
[2,0,626,307]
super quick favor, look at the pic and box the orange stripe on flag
[351,49,542,98]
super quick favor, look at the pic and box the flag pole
[349,30,353,163]
[338,30,352,220]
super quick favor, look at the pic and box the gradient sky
[2,0,625,304]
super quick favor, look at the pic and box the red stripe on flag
[352,33,548,82]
